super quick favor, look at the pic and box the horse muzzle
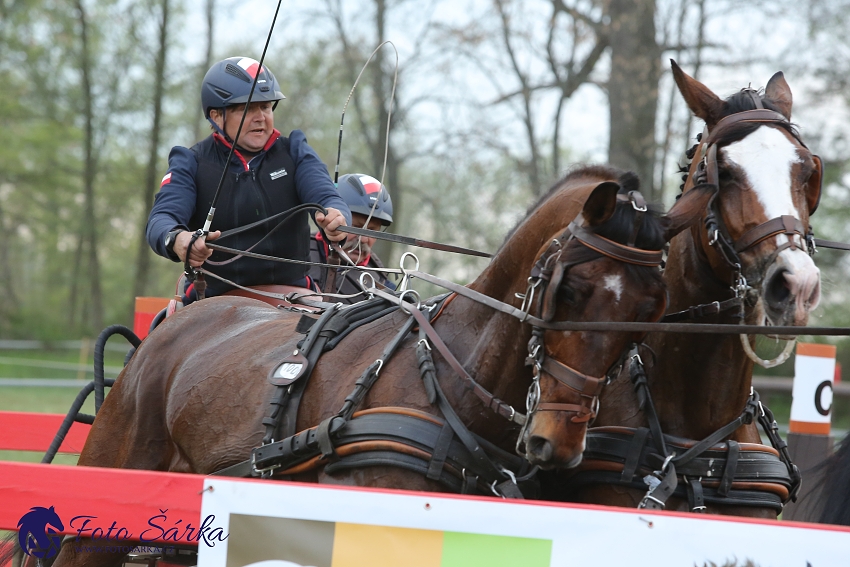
[521,419,587,470]
[760,249,821,327]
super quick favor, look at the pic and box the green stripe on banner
[440,531,552,567]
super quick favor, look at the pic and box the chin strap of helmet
[185,0,284,288]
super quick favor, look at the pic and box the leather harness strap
[568,222,663,267]
[733,215,804,253]
[369,287,525,426]
[540,356,605,397]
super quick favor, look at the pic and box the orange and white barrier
[790,343,836,435]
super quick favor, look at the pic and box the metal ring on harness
[398,252,420,291]
[398,289,422,314]
[358,271,376,293]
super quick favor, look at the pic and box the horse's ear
[661,184,717,242]
[765,71,793,120]
[582,181,620,226]
[671,59,725,128]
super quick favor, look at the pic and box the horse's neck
[644,230,756,440]
[432,247,538,420]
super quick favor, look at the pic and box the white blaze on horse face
[723,127,821,318]
[722,127,801,223]
[603,274,623,303]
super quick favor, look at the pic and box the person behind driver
[308,174,396,299]
[146,56,350,300]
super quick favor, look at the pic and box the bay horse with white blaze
[41,165,709,567]
[553,62,823,518]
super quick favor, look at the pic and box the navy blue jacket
[146,129,350,295]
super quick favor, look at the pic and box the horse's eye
[558,284,577,305]
[560,278,591,305]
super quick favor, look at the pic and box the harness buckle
[630,197,648,213]
[518,277,541,314]
[637,494,666,510]
[734,272,750,299]
[498,466,518,485]
[525,375,541,414]
[660,452,675,474]
[490,480,507,499]
[251,451,282,478]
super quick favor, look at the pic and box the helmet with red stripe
[337,174,393,226]
[201,56,285,119]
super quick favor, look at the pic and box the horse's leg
[50,367,175,567]
[74,373,174,471]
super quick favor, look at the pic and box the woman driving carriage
[145,56,351,298]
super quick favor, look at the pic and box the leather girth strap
[567,426,793,511]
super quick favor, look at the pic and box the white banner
[198,478,850,567]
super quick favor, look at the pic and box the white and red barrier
[2,410,850,567]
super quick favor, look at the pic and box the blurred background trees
[1,0,850,351]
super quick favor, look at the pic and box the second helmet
[337,174,394,226]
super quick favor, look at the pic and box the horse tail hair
[815,432,850,525]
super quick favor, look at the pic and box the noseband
[519,191,663,436]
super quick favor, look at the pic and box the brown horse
[46,165,707,567]
[555,62,823,517]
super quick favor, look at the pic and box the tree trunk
[133,0,172,307]
[76,0,104,332]
[605,0,660,201]
[192,0,215,145]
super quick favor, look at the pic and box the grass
[0,347,127,379]
[0,386,100,466]
[0,346,116,466]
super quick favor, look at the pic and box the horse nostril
[527,436,553,462]
[764,268,791,307]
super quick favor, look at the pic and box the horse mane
[502,165,664,252]
[678,89,801,192]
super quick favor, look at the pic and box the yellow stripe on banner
[332,523,443,567]
[789,420,831,435]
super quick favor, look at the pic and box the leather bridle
[675,104,823,320]
[519,191,664,439]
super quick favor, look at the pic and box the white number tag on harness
[268,351,309,386]
[275,363,302,380]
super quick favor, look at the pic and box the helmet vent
[213,87,231,99]
[225,63,251,82]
